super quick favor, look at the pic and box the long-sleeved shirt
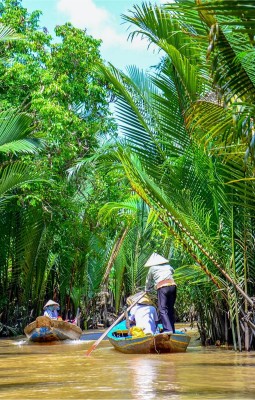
[145,263,174,291]
[44,308,58,319]
[129,304,158,334]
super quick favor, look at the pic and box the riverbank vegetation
[1,0,255,351]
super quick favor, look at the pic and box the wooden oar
[85,291,145,356]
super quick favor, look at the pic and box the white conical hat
[144,253,168,267]
[43,300,59,309]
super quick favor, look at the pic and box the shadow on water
[1,334,255,399]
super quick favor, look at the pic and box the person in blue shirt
[145,253,177,334]
[43,300,60,319]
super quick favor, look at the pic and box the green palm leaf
[0,23,21,41]
[0,110,43,154]
[0,162,41,197]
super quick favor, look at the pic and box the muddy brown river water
[1,327,255,399]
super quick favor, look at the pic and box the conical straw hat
[43,300,60,309]
[127,292,155,307]
[137,294,155,307]
[144,253,168,267]
[126,292,144,306]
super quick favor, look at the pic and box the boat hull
[108,321,191,354]
[24,316,82,342]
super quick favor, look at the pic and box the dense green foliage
[93,0,255,348]
[1,0,255,351]
[0,0,126,334]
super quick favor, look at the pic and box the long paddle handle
[85,291,145,356]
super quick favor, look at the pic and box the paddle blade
[85,343,97,357]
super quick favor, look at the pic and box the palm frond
[0,23,21,41]
[0,109,43,154]
[0,162,41,197]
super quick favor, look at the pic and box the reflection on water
[1,332,255,399]
[129,357,179,400]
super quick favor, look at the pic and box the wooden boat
[24,316,82,342]
[107,321,191,354]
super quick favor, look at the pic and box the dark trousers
[157,285,177,333]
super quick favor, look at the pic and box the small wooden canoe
[24,316,82,342]
[107,321,191,354]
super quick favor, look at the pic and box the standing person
[127,293,158,335]
[145,253,177,333]
[43,300,60,319]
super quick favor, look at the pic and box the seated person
[128,293,158,335]
[43,300,60,319]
